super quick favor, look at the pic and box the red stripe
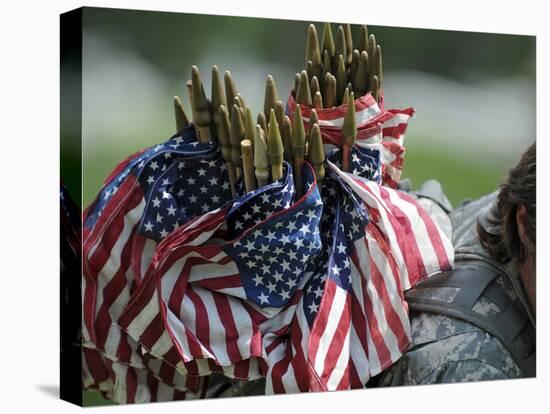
[185,287,211,356]
[131,233,147,284]
[118,274,157,331]
[336,359,351,390]
[363,231,409,350]
[349,361,362,388]
[318,285,351,389]
[104,149,146,185]
[146,371,159,402]
[233,359,250,380]
[212,293,242,362]
[398,191,451,273]
[307,280,337,365]
[83,347,110,385]
[289,315,309,392]
[269,343,293,394]
[195,274,242,291]
[158,360,176,386]
[125,366,137,404]
[139,313,165,350]
[116,332,133,363]
[357,180,423,284]
[94,227,136,350]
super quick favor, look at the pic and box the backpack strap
[406,258,536,377]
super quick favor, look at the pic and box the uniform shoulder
[378,311,522,386]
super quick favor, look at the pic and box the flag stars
[167,205,176,216]
[149,161,159,170]
[159,228,169,238]
[308,302,319,314]
[258,291,270,305]
[144,221,154,232]
[197,168,206,176]
[152,197,161,208]
[253,274,263,286]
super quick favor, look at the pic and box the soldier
[375,143,536,386]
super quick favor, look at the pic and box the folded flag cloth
[286,92,415,188]
[117,159,454,396]
[82,125,233,401]
[118,162,323,382]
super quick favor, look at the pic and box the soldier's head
[478,143,536,313]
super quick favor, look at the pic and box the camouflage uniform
[377,191,536,386]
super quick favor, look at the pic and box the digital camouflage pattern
[377,191,535,386]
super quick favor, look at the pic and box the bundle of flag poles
[80,22,453,403]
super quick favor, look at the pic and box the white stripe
[217,287,246,298]
[94,199,145,321]
[228,297,255,358]
[165,309,194,360]
[355,232,410,338]
[248,357,262,380]
[259,301,298,333]
[382,113,411,128]
[180,292,213,358]
[194,287,231,364]
[111,362,128,404]
[140,238,156,281]
[361,233,402,361]
[313,285,347,375]
[151,329,176,358]
[385,186,444,278]
[264,340,286,394]
[280,356,299,393]
[367,233,411,349]
[173,368,188,388]
[103,323,122,360]
[222,363,235,378]
[316,106,380,128]
[195,358,211,376]
[156,382,176,401]
[134,368,152,403]
[349,324,370,385]
[188,255,238,282]
[125,292,159,340]
[329,163,409,285]
[326,324,351,390]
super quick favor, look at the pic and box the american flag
[117,159,454,394]
[82,124,233,402]
[285,92,414,188]
[117,163,323,381]
[262,160,453,393]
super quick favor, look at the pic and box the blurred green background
[71,7,535,406]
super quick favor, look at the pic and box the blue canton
[326,145,382,183]
[223,165,323,308]
[226,162,295,239]
[85,125,232,242]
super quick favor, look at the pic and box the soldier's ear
[516,204,534,254]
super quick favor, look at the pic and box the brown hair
[478,143,536,263]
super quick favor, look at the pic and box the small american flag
[117,159,453,395]
[82,125,233,401]
[285,92,414,188]
[118,163,323,382]
[263,161,453,393]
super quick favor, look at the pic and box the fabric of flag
[285,92,414,188]
[82,124,233,402]
[116,158,453,396]
[262,160,454,393]
[117,163,323,382]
